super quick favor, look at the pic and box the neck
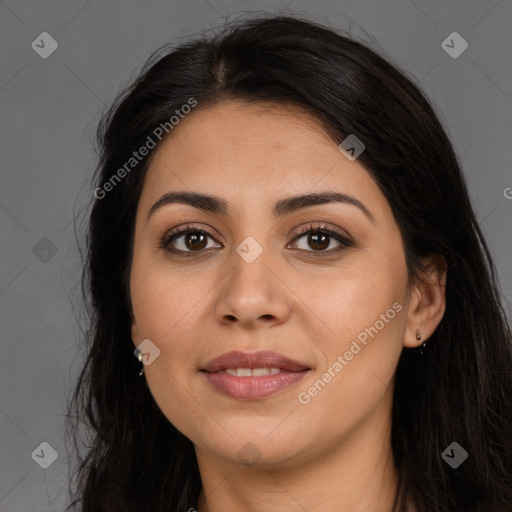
[195,393,400,512]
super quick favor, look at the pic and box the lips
[202,350,310,373]
[201,350,311,400]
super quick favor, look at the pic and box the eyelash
[159,223,353,258]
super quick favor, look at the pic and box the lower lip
[202,370,309,400]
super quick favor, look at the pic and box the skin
[129,100,447,512]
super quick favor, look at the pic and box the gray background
[0,1,511,510]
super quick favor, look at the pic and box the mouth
[201,350,311,400]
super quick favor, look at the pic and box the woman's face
[129,99,416,469]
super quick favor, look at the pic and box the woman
[65,14,512,512]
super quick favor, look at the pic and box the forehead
[139,100,386,219]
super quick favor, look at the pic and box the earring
[417,329,427,355]
[137,350,144,376]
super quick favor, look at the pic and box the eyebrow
[147,190,376,225]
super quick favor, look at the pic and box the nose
[213,246,292,330]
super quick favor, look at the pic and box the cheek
[132,274,196,335]
[301,254,405,346]
[297,250,407,397]
[131,269,208,353]
[130,262,215,435]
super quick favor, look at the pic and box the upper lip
[202,350,310,373]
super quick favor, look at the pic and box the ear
[404,253,447,348]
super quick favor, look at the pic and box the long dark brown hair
[64,14,512,511]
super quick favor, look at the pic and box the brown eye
[289,224,353,257]
[160,223,352,258]
[182,232,208,250]
[161,227,221,254]
[305,232,331,251]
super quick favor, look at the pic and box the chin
[195,427,317,470]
